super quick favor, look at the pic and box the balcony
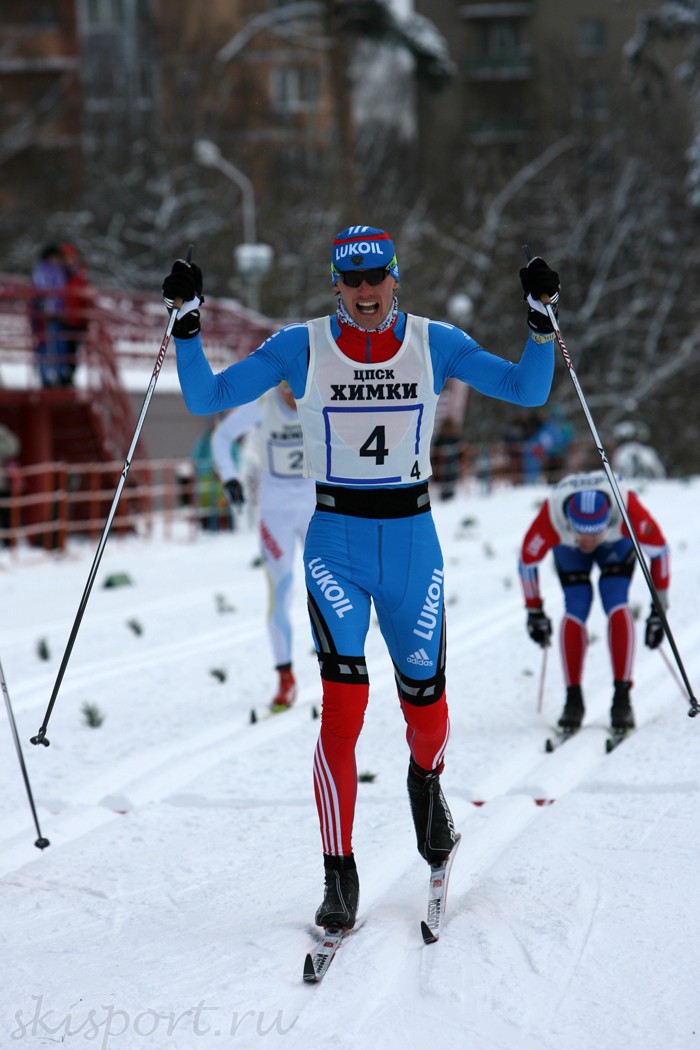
[465,115,536,144]
[459,3,535,18]
[463,51,535,80]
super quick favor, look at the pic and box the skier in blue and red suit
[519,470,670,732]
[164,226,558,931]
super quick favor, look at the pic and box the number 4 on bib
[360,425,389,465]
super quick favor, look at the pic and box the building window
[579,19,606,57]
[580,82,608,119]
[269,66,321,113]
[5,1,59,24]
[83,0,129,26]
[480,20,521,60]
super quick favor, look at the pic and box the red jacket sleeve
[623,491,670,595]
[519,500,561,608]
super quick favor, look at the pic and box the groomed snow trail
[1,480,699,1049]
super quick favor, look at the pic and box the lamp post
[193,138,273,311]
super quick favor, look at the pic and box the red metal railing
[0,272,277,461]
[0,458,215,556]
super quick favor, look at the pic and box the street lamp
[193,138,273,310]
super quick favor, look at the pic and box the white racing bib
[260,392,305,479]
[298,315,438,486]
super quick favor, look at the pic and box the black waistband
[315,482,430,519]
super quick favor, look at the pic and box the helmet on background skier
[331,226,400,285]
[565,490,611,534]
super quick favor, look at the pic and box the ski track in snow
[1,479,700,1049]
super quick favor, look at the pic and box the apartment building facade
[413,0,689,193]
[0,0,338,235]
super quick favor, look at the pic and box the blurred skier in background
[519,470,670,733]
[212,383,315,712]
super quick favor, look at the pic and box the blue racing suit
[175,311,554,855]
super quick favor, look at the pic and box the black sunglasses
[339,267,390,288]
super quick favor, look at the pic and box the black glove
[163,259,204,339]
[519,256,560,334]
[163,259,204,307]
[224,479,245,508]
[527,607,552,647]
[645,607,664,649]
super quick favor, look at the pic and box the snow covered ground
[1,475,699,1050]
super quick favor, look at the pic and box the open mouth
[356,299,380,315]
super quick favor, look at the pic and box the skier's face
[336,270,399,330]
[573,531,603,553]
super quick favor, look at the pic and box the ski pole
[536,642,548,715]
[1,657,50,848]
[658,644,687,699]
[523,245,699,718]
[31,245,194,747]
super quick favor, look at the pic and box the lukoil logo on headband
[333,241,386,266]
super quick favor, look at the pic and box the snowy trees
[625,0,700,206]
[3,3,700,471]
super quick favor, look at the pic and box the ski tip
[545,737,554,753]
[421,920,439,945]
[606,728,632,753]
[303,953,318,982]
[249,708,257,724]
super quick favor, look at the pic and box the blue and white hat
[331,225,399,285]
[566,490,611,534]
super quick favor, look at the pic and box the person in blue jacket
[163,226,558,933]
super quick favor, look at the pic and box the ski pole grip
[521,243,551,305]
[171,244,195,310]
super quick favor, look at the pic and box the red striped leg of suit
[313,681,369,856]
[401,693,450,774]
[560,614,587,687]
[608,604,635,683]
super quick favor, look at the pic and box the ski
[421,832,461,944]
[303,927,345,983]
[544,727,579,752]
[605,727,633,753]
[249,704,292,724]
[248,705,316,722]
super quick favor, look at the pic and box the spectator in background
[190,419,234,532]
[522,405,573,483]
[60,243,91,386]
[501,409,542,484]
[30,245,68,388]
[611,420,666,480]
[430,416,466,500]
[0,423,20,546]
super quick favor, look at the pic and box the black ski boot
[610,680,635,730]
[407,760,457,864]
[315,854,360,930]
[558,684,584,730]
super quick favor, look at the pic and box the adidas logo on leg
[407,648,433,667]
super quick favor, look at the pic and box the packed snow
[1,474,699,1049]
